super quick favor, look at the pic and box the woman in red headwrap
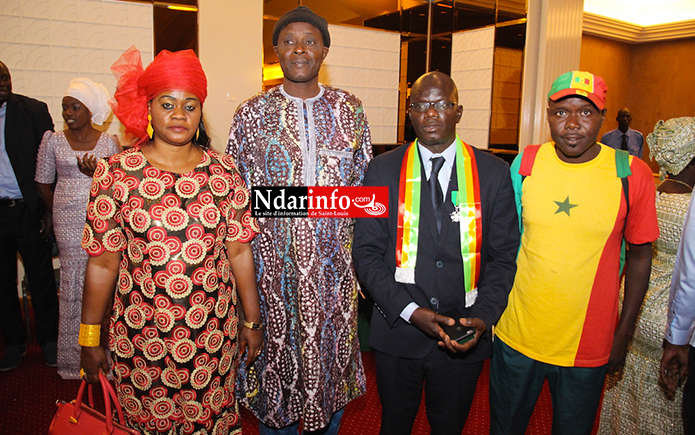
[78,46,263,435]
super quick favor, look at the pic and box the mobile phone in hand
[440,309,475,344]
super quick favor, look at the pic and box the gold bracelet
[78,323,101,347]
[243,320,263,330]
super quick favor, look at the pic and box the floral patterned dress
[81,147,258,435]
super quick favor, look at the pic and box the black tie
[621,134,628,151]
[430,156,445,233]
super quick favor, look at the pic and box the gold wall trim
[583,12,695,43]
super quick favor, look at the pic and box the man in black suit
[0,60,58,371]
[353,72,519,435]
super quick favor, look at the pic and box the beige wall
[580,34,631,140]
[198,0,263,152]
[630,38,695,144]
[0,0,154,138]
[319,25,400,143]
[580,35,695,172]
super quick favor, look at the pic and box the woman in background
[599,117,695,434]
[35,78,119,379]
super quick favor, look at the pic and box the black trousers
[0,202,58,346]
[374,347,483,435]
[685,346,695,435]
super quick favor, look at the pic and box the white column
[518,0,584,149]
[198,0,263,151]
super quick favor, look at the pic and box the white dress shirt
[665,194,695,347]
[400,139,457,322]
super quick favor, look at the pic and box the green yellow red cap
[548,71,607,110]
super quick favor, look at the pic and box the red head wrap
[109,46,208,146]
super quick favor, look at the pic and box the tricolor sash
[395,136,482,307]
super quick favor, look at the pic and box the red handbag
[49,373,140,435]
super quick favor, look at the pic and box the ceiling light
[153,2,198,12]
[584,0,695,26]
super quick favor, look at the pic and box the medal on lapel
[450,191,463,222]
[451,205,463,222]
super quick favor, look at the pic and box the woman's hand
[80,346,109,384]
[77,153,98,177]
[239,327,264,368]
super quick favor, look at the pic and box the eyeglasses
[409,101,458,113]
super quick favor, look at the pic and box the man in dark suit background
[0,60,58,371]
[353,71,519,435]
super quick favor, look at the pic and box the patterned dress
[35,131,119,380]
[226,84,371,431]
[81,147,259,435]
[599,191,691,435]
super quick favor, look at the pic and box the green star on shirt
[554,196,578,216]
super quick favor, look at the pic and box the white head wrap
[63,78,111,125]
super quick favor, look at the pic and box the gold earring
[147,114,154,140]
[194,128,199,142]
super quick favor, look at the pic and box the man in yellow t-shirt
[490,71,659,435]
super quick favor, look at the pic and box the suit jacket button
[436,260,443,268]
[430,297,438,305]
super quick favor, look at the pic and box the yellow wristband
[78,323,101,347]
[243,320,263,330]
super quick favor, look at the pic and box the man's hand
[39,209,52,239]
[440,317,486,354]
[410,308,486,354]
[660,342,689,393]
[607,332,630,374]
[239,327,264,368]
[608,242,652,373]
[409,307,453,342]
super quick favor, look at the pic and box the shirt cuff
[400,302,419,323]
[666,326,694,346]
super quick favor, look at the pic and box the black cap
[272,6,331,48]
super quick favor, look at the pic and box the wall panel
[0,0,153,138]
[451,26,495,149]
[579,34,632,140]
[491,47,523,146]
[319,24,401,144]
[580,34,695,171]
[629,38,695,135]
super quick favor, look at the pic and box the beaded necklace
[661,178,693,191]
